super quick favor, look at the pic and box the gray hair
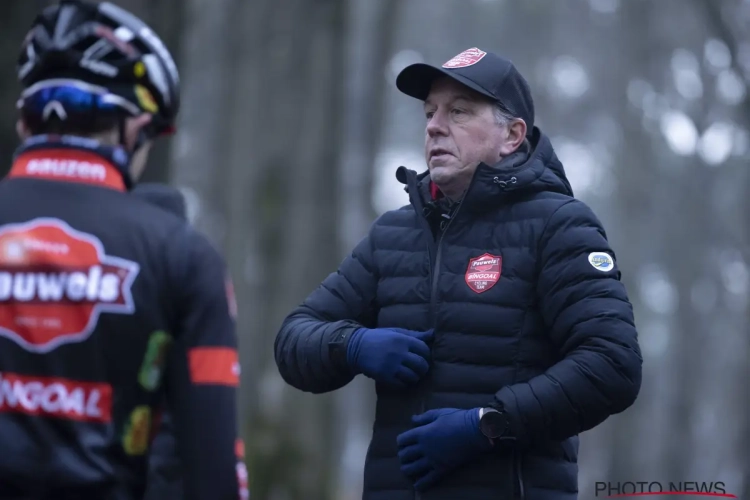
[494,103,531,151]
[493,104,518,126]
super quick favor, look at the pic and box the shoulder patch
[588,252,614,272]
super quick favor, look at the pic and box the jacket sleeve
[165,229,246,500]
[143,410,184,500]
[274,226,379,394]
[492,199,643,449]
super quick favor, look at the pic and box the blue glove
[396,408,492,491]
[346,327,433,387]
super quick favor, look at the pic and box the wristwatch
[479,407,509,442]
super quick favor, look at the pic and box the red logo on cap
[442,48,487,69]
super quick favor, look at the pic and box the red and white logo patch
[0,371,112,422]
[0,218,139,353]
[465,253,502,294]
[9,149,127,191]
[442,47,488,69]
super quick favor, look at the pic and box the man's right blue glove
[346,327,433,387]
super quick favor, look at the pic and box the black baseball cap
[396,47,535,134]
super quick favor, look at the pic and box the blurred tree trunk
[607,0,676,484]
[696,1,750,493]
[334,0,401,497]
[173,0,350,498]
[645,0,707,483]
[701,0,750,258]
[264,1,347,497]
[0,1,46,174]
[169,0,235,245]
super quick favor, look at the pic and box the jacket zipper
[414,208,460,500]
[404,169,507,499]
[404,172,467,500]
[515,451,525,499]
[429,215,454,327]
[423,206,459,406]
[422,226,446,412]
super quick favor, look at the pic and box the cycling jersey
[0,137,247,500]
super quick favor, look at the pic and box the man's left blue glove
[396,408,493,491]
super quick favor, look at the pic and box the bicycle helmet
[17,0,180,139]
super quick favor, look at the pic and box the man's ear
[123,113,153,150]
[16,119,31,141]
[498,119,527,156]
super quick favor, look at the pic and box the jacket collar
[397,127,574,214]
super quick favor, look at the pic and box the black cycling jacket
[0,138,247,500]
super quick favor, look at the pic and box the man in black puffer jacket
[274,47,642,500]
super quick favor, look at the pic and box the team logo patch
[0,218,140,353]
[138,331,173,392]
[122,405,152,455]
[465,253,502,294]
[0,371,112,422]
[588,252,614,272]
[442,47,487,69]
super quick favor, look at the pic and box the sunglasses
[18,78,141,118]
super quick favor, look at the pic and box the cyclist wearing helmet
[0,1,246,499]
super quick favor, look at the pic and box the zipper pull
[439,213,451,231]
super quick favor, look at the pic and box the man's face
[423,77,509,192]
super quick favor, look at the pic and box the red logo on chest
[465,253,502,294]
